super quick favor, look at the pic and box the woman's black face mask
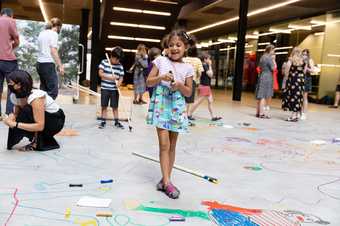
[8,83,30,98]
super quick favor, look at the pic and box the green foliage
[15,20,80,83]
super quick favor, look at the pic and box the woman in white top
[3,70,65,151]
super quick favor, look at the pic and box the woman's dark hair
[167,30,195,47]
[111,46,124,60]
[1,8,13,17]
[8,70,33,95]
[148,47,161,61]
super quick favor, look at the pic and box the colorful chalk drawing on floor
[202,201,330,226]
[125,200,209,220]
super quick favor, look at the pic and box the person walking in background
[329,74,340,108]
[0,8,20,118]
[301,49,316,120]
[133,44,148,104]
[255,44,275,118]
[146,47,161,99]
[282,47,305,122]
[188,52,222,121]
[183,38,203,124]
[36,17,64,100]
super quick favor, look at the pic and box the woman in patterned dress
[255,45,275,118]
[282,47,305,122]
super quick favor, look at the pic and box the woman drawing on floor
[3,70,65,151]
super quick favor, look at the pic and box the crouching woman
[3,70,65,151]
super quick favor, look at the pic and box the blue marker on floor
[100,179,113,184]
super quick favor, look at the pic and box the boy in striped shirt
[98,47,124,129]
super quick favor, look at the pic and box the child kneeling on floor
[98,47,124,129]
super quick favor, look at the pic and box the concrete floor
[0,87,340,226]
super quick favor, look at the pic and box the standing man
[37,17,64,100]
[0,8,20,119]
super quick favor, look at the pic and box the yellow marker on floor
[65,208,71,219]
[75,219,98,226]
[96,211,113,217]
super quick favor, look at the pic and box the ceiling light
[275,46,293,50]
[113,7,171,16]
[110,22,165,30]
[269,28,292,34]
[288,24,312,30]
[108,35,134,40]
[246,35,259,39]
[314,32,325,36]
[87,30,92,38]
[106,47,137,53]
[258,42,271,46]
[275,51,289,55]
[38,0,49,22]
[188,0,301,34]
[217,38,236,43]
[145,0,178,4]
[328,54,340,58]
[108,35,160,42]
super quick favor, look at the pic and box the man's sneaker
[114,121,124,129]
[98,121,106,129]
[300,113,307,120]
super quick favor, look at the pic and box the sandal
[256,114,266,118]
[211,117,222,121]
[164,182,180,199]
[133,100,139,104]
[156,179,165,191]
[285,117,298,122]
[19,142,36,152]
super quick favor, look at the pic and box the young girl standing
[146,30,194,199]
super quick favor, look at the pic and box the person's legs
[334,91,340,107]
[7,105,35,149]
[111,90,123,128]
[0,62,5,116]
[157,128,171,186]
[207,95,214,118]
[257,98,266,117]
[37,63,59,99]
[188,96,205,117]
[3,60,18,114]
[168,131,179,176]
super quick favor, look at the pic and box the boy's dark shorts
[101,89,119,108]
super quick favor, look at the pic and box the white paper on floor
[310,140,327,145]
[77,196,112,207]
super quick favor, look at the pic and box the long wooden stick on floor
[132,152,218,184]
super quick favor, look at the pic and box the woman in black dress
[282,47,305,122]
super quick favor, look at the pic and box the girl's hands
[160,72,174,82]
[4,115,16,128]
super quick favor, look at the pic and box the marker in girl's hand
[169,71,175,85]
